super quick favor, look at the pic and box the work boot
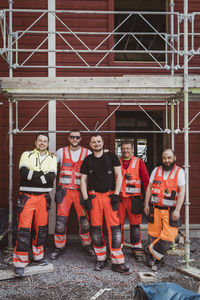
[144,247,157,267]
[82,245,95,257]
[151,258,165,271]
[15,267,24,278]
[111,263,131,274]
[32,258,49,266]
[94,260,107,271]
[133,251,144,262]
[50,248,64,260]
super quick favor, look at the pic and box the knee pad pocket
[55,216,67,235]
[111,225,121,249]
[36,225,48,246]
[92,226,104,247]
[16,227,30,252]
[80,216,90,234]
[130,224,141,245]
[154,239,171,255]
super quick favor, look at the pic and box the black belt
[154,205,169,210]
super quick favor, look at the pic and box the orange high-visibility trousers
[89,191,124,265]
[54,189,91,249]
[13,193,48,268]
[148,207,178,260]
[119,196,142,252]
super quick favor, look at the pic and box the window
[114,0,166,61]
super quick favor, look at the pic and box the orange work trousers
[13,193,48,268]
[54,189,91,249]
[119,196,142,252]
[89,191,124,265]
[148,207,178,260]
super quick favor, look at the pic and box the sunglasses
[69,136,81,140]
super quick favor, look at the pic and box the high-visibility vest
[120,156,142,197]
[151,164,180,207]
[58,146,89,190]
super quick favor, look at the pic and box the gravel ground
[0,236,199,300]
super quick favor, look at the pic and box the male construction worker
[119,140,149,262]
[81,134,130,274]
[144,149,185,271]
[51,129,94,260]
[13,133,57,277]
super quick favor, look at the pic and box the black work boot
[32,258,49,266]
[151,258,165,271]
[82,245,95,257]
[15,267,24,278]
[94,260,107,271]
[144,247,158,268]
[133,251,144,262]
[111,263,131,274]
[50,248,64,260]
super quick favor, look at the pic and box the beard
[162,162,175,171]
[93,147,103,152]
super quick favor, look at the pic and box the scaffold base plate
[177,266,200,280]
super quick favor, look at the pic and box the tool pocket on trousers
[16,194,30,214]
[55,186,67,204]
[131,196,143,214]
[45,193,52,210]
[147,204,154,223]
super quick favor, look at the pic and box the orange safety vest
[58,146,89,190]
[151,164,180,207]
[120,156,142,197]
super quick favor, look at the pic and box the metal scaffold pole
[8,0,13,249]
[183,0,190,269]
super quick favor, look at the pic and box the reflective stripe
[131,157,138,168]
[74,179,80,185]
[75,172,81,177]
[110,256,124,264]
[62,162,73,167]
[13,252,29,268]
[151,195,159,203]
[94,245,106,254]
[132,242,142,249]
[60,177,71,185]
[149,244,164,260]
[152,188,160,194]
[27,169,33,181]
[112,249,123,256]
[55,234,66,248]
[61,170,72,175]
[162,199,177,206]
[20,186,52,192]
[125,187,141,194]
[40,175,47,184]
[32,245,43,256]
[170,166,179,179]
[13,252,28,262]
[80,233,91,246]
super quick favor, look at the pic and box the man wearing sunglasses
[51,129,94,260]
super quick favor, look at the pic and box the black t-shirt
[81,152,121,193]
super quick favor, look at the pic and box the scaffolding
[0,0,200,278]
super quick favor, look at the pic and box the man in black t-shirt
[81,134,130,274]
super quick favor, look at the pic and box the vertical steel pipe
[8,0,13,249]
[184,0,190,268]
[170,0,175,75]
